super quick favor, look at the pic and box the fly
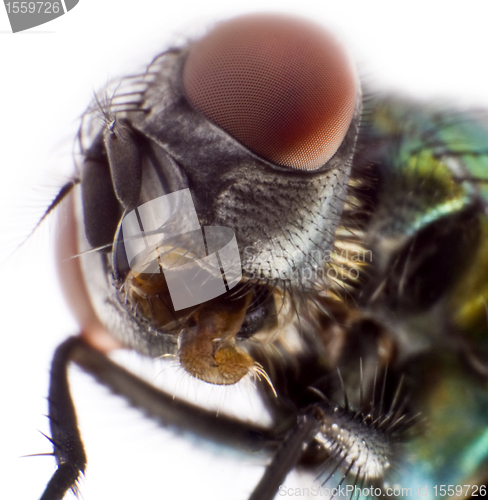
[29,12,488,500]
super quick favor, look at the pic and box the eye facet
[183,13,358,170]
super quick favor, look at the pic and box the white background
[1,1,488,499]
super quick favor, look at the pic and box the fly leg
[248,392,411,500]
[249,407,323,500]
[40,335,278,500]
[41,337,86,500]
[71,336,276,450]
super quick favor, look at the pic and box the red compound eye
[183,14,358,170]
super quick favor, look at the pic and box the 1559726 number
[5,1,60,14]
[433,485,487,496]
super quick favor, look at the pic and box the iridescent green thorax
[352,97,488,495]
[363,98,488,237]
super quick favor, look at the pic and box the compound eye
[183,14,358,170]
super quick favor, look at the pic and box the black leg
[40,337,87,500]
[249,408,322,500]
[40,336,279,499]
[70,337,276,451]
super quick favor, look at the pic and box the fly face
[30,11,488,500]
[70,13,361,385]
